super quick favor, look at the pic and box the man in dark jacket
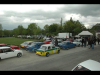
[97,38,100,45]
[55,38,58,47]
[91,39,94,49]
[88,38,91,49]
[84,38,86,47]
[82,37,84,47]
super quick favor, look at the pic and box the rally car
[35,44,60,57]
[58,41,76,50]
[26,42,44,52]
[20,41,34,49]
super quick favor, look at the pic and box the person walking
[91,38,94,49]
[82,37,84,47]
[84,38,86,47]
[97,38,100,45]
[88,38,91,49]
[55,38,58,47]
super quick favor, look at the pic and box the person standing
[94,37,96,45]
[88,38,91,49]
[91,38,94,49]
[97,38,100,45]
[84,38,86,47]
[82,37,84,47]
[55,38,58,47]
[51,38,55,45]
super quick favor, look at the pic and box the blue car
[58,41,76,50]
[26,42,44,52]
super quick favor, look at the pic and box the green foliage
[39,38,43,42]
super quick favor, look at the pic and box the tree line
[0,17,97,38]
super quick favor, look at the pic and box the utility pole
[60,17,63,32]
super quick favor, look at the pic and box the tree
[22,28,28,35]
[0,24,3,37]
[44,24,49,33]
[17,25,24,35]
[49,23,58,35]
[27,23,38,35]
[12,28,19,37]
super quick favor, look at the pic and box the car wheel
[66,47,69,50]
[74,45,76,48]
[46,53,49,57]
[17,53,22,58]
[57,50,60,53]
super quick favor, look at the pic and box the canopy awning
[78,31,93,36]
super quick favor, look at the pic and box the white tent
[78,31,93,36]
[75,35,80,37]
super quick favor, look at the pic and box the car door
[5,48,15,58]
[52,46,57,54]
[69,42,73,48]
[0,49,8,59]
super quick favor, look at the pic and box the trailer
[58,33,72,39]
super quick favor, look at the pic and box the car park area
[0,43,100,71]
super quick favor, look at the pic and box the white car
[72,59,100,71]
[73,39,82,46]
[0,47,23,60]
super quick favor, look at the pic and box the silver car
[72,59,100,71]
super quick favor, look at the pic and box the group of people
[81,37,100,49]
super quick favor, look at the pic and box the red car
[66,38,74,42]
[43,40,51,44]
[0,44,19,49]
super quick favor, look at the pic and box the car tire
[46,53,49,57]
[17,53,22,58]
[74,45,76,48]
[66,47,69,50]
[57,50,60,53]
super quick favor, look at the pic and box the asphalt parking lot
[0,42,100,71]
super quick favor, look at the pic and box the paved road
[0,44,100,71]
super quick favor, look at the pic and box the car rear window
[73,65,91,71]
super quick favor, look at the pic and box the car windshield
[73,65,91,71]
[2,45,8,47]
[22,42,28,45]
[61,42,67,45]
[39,46,47,51]
[28,43,36,47]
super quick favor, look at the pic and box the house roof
[78,31,93,36]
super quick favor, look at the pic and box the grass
[0,37,39,46]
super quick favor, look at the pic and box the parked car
[0,44,19,49]
[72,59,100,71]
[26,42,44,52]
[20,41,34,49]
[66,38,74,42]
[35,44,60,57]
[58,41,76,50]
[43,40,51,44]
[73,40,82,47]
[0,47,23,60]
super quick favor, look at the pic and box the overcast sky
[0,4,100,30]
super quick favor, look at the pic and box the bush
[39,38,43,42]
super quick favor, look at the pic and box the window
[48,46,51,49]
[4,48,13,52]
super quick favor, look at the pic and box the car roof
[63,41,71,42]
[0,47,10,49]
[33,42,43,44]
[78,59,100,71]
[41,44,54,47]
